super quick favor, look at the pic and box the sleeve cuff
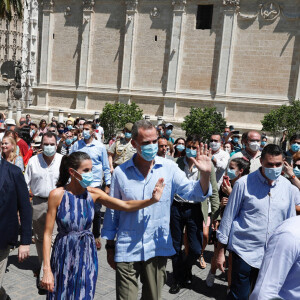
[101,229,117,240]
[216,230,228,245]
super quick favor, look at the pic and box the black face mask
[20,121,26,125]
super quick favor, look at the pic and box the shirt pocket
[123,188,138,200]
[116,230,136,246]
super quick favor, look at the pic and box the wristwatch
[290,174,296,180]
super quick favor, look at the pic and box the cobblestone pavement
[3,241,227,300]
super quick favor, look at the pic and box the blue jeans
[227,251,259,300]
[170,202,203,283]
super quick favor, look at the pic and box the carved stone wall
[26,0,300,132]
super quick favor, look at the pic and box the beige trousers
[32,196,57,279]
[0,247,10,300]
[116,256,167,300]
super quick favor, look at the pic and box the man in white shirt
[25,132,63,293]
[250,216,300,300]
[230,131,262,173]
[209,134,230,188]
[94,118,104,142]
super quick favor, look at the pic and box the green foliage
[261,100,300,138]
[0,0,23,21]
[181,107,227,142]
[99,102,143,140]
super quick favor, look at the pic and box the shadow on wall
[105,3,126,91]
[148,5,172,96]
[236,2,300,101]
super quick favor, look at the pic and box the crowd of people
[0,111,300,300]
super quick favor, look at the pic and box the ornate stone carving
[42,0,54,12]
[172,0,187,12]
[223,0,240,6]
[65,7,71,17]
[150,6,160,19]
[260,2,280,20]
[280,6,300,21]
[83,0,95,12]
[125,0,138,14]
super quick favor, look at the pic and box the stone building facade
[12,0,300,130]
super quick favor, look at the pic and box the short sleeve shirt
[108,138,136,166]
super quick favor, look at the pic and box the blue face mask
[67,125,73,131]
[43,145,56,157]
[160,130,164,137]
[58,129,64,135]
[223,132,229,137]
[176,145,185,152]
[233,137,239,144]
[73,136,77,142]
[186,148,197,158]
[74,170,94,188]
[83,129,91,140]
[166,129,172,136]
[125,132,132,139]
[139,143,158,161]
[96,124,100,129]
[227,168,237,180]
[7,126,11,131]
[65,138,73,145]
[264,166,283,181]
[291,143,300,153]
[294,166,300,178]
[261,141,267,146]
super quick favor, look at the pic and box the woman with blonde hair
[1,136,24,171]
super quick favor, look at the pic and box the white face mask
[210,142,221,152]
[249,141,260,152]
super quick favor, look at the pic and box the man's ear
[131,139,137,149]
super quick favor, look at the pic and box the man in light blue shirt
[70,121,111,249]
[250,216,300,300]
[216,144,296,300]
[101,120,212,300]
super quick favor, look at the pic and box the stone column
[164,0,186,118]
[58,109,64,123]
[216,0,239,95]
[7,106,13,119]
[119,0,138,103]
[157,116,163,125]
[16,107,22,123]
[38,0,54,107]
[296,63,300,100]
[167,0,186,93]
[48,108,54,123]
[39,0,54,85]
[77,0,95,110]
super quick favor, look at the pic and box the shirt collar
[257,167,280,186]
[125,154,164,170]
[81,138,96,147]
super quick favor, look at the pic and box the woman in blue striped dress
[41,152,164,299]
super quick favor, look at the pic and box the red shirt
[17,138,29,157]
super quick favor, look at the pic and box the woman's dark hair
[174,137,186,157]
[56,152,91,187]
[57,122,65,129]
[39,119,47,127]
[186,135,202,145]
[231,157,251,176]
[289,134,300,144]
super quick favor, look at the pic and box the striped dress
[47,190,98,300]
